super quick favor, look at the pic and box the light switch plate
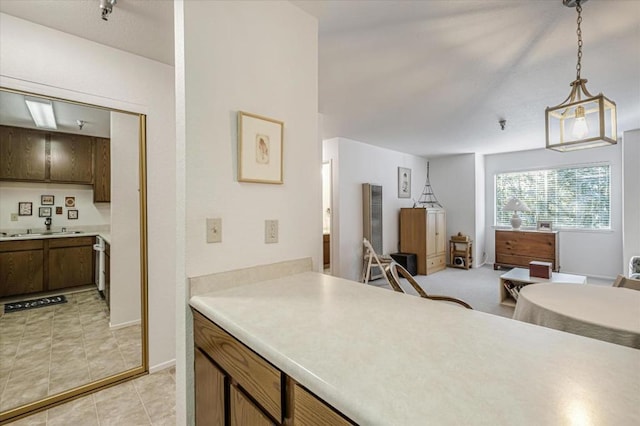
[10,213,18,221]
[206,218,222,243]
[265,220,278,244]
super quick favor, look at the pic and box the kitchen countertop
[0,230,110,244]
[190,271,640,425]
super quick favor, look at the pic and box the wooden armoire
[400,208,446,275]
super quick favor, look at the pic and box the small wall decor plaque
[41,195,54,205]
[537,220,553,231]
[19,202,33,216]
[68,209,79,220]
[39,207,52,217]
[65,196,75,207]
[237,111,284,184]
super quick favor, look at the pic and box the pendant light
[545,0,617,152]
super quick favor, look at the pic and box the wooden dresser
[494,229,559,271]
[400,208,446,275]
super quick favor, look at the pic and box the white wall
[622,129,640,273]
[0,13,176,370]
[429,154,480,265]
[323,137,427,281]
[109,112,141,327]
[176,1,318,424]
[484,145,623,278]
[0,182,109,231]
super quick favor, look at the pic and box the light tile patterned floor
[0,289,142,413]
[6,367,176,425]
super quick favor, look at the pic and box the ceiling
[0,90,111,137]
[1,0,638,157]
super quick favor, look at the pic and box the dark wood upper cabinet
[49,132,94,184]
[94,137,111,202]
[0,126,47,180]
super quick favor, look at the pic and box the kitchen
[0,89,146,416]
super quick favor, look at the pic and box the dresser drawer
[293,383,353,426]
[427,254,446,270]
[193,310,282,422]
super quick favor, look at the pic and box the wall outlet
[10,213,18,221]
[265,220,278,244]
[206,218,222,243]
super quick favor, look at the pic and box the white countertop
[0,230,110,244]
[190,272,640,425]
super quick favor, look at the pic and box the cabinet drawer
[293,383,353,426]
[48,236,94,248]
[193,310,282,422]
[0,240,44,252]
[427,254,445,269]
[230,385,275,426]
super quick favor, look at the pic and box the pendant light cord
[576,0,583,81]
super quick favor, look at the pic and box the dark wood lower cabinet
[193,309,354,426]
[48,237,94,290]
[0,240,44,297]
[0,237,95,298]
[104,241,111,309]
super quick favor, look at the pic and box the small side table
[448,239,472,270]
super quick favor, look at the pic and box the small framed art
[398,167,411,198]
[68,209,79,220]
[65,197,76,207]
[19,202,33,216]
[56,206,63,215]
[39,207,52,217]
[41,195,55,205]
[237,111,284,184]
[537,220,553,231]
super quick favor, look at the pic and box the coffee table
[499,267,587,307]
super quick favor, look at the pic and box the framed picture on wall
[237,111,284,184]
[68,209,79,220]
[398,167,411,198]
[19,202,33,216]
[39,207,52,217]
[41,195,54,205]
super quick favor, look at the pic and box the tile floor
[6,367,176,425]
[0,289,142,413]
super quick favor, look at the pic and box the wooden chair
[384,262,473,309]
[612,274,640,291]
[362,238,393,285]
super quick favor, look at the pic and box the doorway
[322,161,332,273]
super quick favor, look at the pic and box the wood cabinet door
[48,245,94,290]
[435,210,446,256]
[0,126,46,181]
[195,349,225,426]
[94,137,111,202]
[104,242,111,310]
[230,385,275,426]
[49,133,93,183]
[426,210,437,258]
[0,249,44,297]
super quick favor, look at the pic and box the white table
[513,283,640,349]
[499,267,586,306]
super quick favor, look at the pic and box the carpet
[4,295,68,313]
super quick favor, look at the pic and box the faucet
[45,217,52,231]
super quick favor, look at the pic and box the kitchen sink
[9,231,83,237]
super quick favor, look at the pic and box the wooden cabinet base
[193,308,355,426]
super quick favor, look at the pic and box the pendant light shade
[545,0,617,152]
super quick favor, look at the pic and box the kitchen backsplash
[0,181,110,232]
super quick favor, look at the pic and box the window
[495,164,611,230]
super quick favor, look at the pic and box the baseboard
[150,359,176,374]
[109,318,141,330]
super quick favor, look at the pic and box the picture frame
[237,111,284,184]
[65,196,75,207]
[39,207,52,218]
[41,195,55,205]
[56,206,63,215]
[19,202,33,216]
[68,209,79,220]
[398,167,411,198]
[537,220,553,231]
